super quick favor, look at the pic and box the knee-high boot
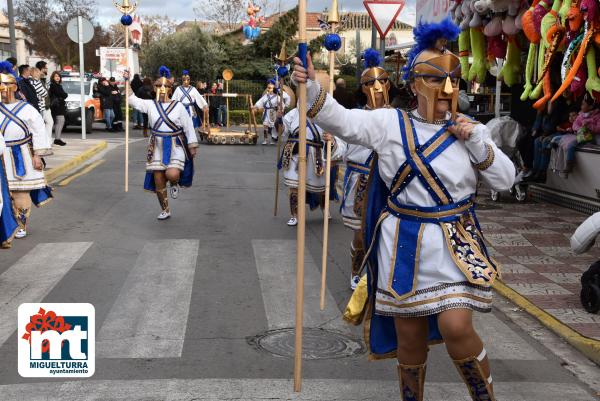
[156,188,169,212]
[11,191,32,231]
[289,189,298,217]
[397,362,426,401]
[453,348,495,401]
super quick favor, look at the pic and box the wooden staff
[124,25,130,192]
[114,0,137,192]
[294,0,307,392]
[273,76,283,216]
[320,0,338,311]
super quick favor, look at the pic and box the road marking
[57,159,106,186]
[0,242,92,348]
[97,239,199,358]
[0,379,594,400]
[252,239,348,332]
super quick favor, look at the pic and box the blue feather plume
[182,69,189,75]
[0,61,16,77]
[362,48,382,69]
[159,65,171,79]
[402,16,460,80]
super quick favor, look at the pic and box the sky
[98,0,416,27]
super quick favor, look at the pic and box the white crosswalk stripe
[0,242,92,349]
[96,239,199,358]
[0,379,595,401]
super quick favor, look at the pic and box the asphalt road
[0,131,598,400]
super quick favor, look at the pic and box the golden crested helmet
[404,17,462,122]
[360,48,390,109]
[0,61,18,103]
[154,66,174,101]
[181,69,191,86]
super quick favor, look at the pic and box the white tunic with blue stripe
[172,85,208,125]
[0,101,51,191]
[128,94,198,171]
[308,80,515,317]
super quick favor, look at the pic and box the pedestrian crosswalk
[0,240,595,400]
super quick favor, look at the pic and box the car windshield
[62,81,92,95]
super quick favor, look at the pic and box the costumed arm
[128,92,151,114]
[0,132,5,154]
[171,87,182,102]
[26,105,52,156]
[305,80,389,151]
[283,92,291,108]
[464,123,516,190]
[329,135,348,161]
[253,94,266,110]
[192,89,208,109]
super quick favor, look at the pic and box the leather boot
[397,363,426,401]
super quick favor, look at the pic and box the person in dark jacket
[130,74,144,129]
[98,78,115,131]
[109,77,123,131]
[48,71,68,146]
[332,78,355,109]
[17,65,40,112]
[135,77,154,137]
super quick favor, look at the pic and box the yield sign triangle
[363,0,406,38]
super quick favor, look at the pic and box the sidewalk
[44,138,107,182]
[476,197,600,362]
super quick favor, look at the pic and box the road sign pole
[78,16,86,140]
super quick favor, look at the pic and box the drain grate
[248,328,366,360]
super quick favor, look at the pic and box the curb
[494,280,600,365]
[45,141,108,183]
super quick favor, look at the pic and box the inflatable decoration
[243,1,265,41]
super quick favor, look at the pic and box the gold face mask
[154,77,172,102]
[360,67,390,109]
[411,50,461,122]
[0,72,17,104]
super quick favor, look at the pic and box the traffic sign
[363,0,406,39]
[67,17,94,44]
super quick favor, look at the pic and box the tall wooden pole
[293,0,307,392]
[124,25,130,192]
[320,10,338,311]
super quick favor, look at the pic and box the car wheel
[86,109,94,132]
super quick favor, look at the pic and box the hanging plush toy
[469,27,488,82]
[499,36,522,86]
[521,0,543,99]
[459,30,471,80]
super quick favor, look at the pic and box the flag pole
[320,0,339,311]
[114,0,138,193]
[293,0,307,392]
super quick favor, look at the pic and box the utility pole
[7,0,17,59]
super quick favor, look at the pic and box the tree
[139,15,178,48]
[14,0,110,69]
[141,26,227,81]
[194,0,246,32]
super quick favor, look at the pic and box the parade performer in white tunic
[0,131,18,248]
[253,80,290,145]
[278,107,326,226]
[328,48,390,290]
[0,62,52,242]
[172,70,208,129]
[293,18,515,401]
[126,66,198,221]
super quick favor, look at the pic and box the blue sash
[0,102,30,178]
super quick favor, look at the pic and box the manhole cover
[248,328,366,360]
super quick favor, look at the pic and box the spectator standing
[332,78,355,109]
[48,71,68,146]
[98,78,115,131]
[34,61,53,143]
[208,83,219,126]
[29,67,54,144]
[135,77,154,137]
[109,77,123,131]
[17,65,39,111]
[130,74,144,129]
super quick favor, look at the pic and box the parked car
[60,72,104,132]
